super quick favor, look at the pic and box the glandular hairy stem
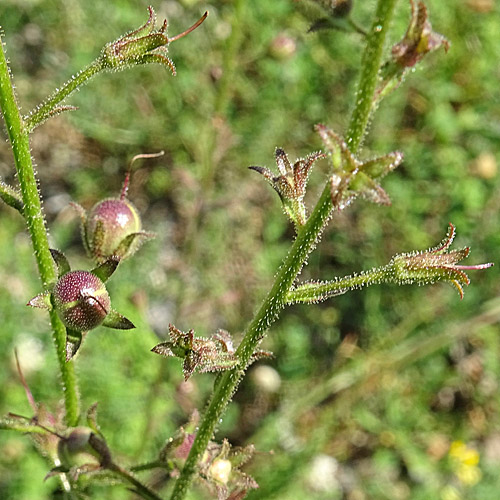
[0,36,80,426]
[169,3,398,498]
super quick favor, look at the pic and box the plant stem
[109,463,163,500]
[169,1,398,498]
[0,38,80,427]
[24,59,104,132]
[286,266,388,304]
[346,0,398,151]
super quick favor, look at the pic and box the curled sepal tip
[151,324,240,381]
[389,223,493,299]
[250,148,325,228]
[101,7,208,75]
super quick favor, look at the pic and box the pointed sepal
[250,148,325,229]
[113,231,156,261]
[27,291,52,310]
[44,465,69,481]
[102,309,135,330]
[50,249,71,278]
[389,223,493,299]
[66,329,84,362]
[315,124,403,207]
[86,403,103,437]
[91,257,119,283]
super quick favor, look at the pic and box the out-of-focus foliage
[0,0,499,499]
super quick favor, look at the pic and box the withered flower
[389,223,493,298]
[250,148,325,228]
[392,0,449,68]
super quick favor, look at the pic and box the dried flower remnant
[392,0,449,68]
[376,0,449,103]
[315,123,403,207]
[101,7,208,75]
[286,224,493,305]
[389,223,493,298]
[152,325,240,381]
[250,148,325,228]
[152,325,271,381]
[23,8,208,132]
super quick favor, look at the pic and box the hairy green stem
[346,0,398,151]
[0,38,80,427]
[286,266,388,304]
[24,59,104,132]
[169,1,397,498]
[0,178,24,214]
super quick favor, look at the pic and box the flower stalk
[24,8,208,132]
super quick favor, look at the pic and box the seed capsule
[53,270,110,331]
[85,198,142,262]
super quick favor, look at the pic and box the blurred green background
[1,0,499,498]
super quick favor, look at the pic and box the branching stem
[169,1,398,498]
[24,59,104,132]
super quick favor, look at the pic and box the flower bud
[85,198,142,263]
[53,270,110,331]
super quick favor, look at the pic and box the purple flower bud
[53,270,110,331]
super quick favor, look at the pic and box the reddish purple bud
[53,271,110,331]
[85,198,143,262]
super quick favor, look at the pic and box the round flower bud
[53,271,110,331]
[85,198,141,262]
